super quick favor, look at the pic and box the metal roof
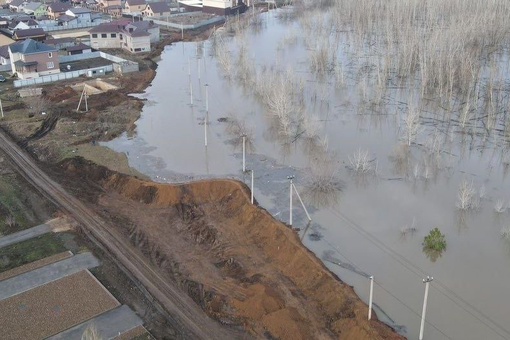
[9,38,56,54]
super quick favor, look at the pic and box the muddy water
[105,10,510,340]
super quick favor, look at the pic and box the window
[119,33,123,40]
[48,52,52,58]
[101,33,107,38]
[111,33,116,38]
[134,48,141,52]
[47,61,54,69]
[92,33,97,38]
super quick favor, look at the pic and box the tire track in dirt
[0,129,245,340]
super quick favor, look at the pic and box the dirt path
[0,129,246,340]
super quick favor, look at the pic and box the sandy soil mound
[62,158,403,340]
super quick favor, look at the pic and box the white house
[202,0,245,15]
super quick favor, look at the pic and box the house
[121,23,150,52]
[0,45,11,65]
[8,39,59,79]
[89,19,158,53]
[95,0,122,15]
[65,42,92,55]
[57,14,78,26]
[23,2,47,18]
[12,27,46,41]
[8,18,39,31]
[66,7,92,23]
[141,2,170,17]
[126,20,159,43]
[202,0,246,15]
[47,2,71,19]
[9,0,28,12]
[44,37,75,50]
[123,0,145,14]
[89,20,127,49]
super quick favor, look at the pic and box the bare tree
[348,149,373,174]
[494,199,506,213]
[403,104,421,146]
[456,179,476,210]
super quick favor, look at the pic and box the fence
[150,16,225,30]
[42,21,101,32]
[59,52,103,63]
[13,65,113,87]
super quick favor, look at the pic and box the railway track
[0,130,243,340]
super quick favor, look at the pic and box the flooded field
[105,4,510,339]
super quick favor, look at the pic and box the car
[0,75,6,82]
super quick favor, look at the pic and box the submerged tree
[423,227,447,262]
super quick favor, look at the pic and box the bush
[423,228,447,252]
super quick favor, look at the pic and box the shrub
[423,227,447,252]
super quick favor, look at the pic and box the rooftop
[146,1,170,13]
[13,28,46,39]
[9,39,56,54]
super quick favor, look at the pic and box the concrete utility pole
[292,182,311,222]
[419,276,433,340]
[0,98,4,118]
[204,84,208,147]
[249,169,254,204]
[368,275,374,320]
[242,134,246,172]
[287,175,295,226]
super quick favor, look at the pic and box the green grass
[0,174,32,235]
[0,233,67,272]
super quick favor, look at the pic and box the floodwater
[105,9,510,340]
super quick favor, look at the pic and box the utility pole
[292,182,311,222]
[368,276,374,320]
[204,84,208,147]
[249,169,254,204]
[287,175,295,226]
[0,98,4,118]
[189,81,193,106]
[419,276,433,340]
[205,83,209,112]
[242,134,246,172]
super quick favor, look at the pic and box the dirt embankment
[60,158,403,340]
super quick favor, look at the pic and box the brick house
[8,39,60,79]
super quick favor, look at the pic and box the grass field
[0,233,67,272]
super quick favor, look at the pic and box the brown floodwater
[105,9,510,339]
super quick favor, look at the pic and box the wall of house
[90,32,121,49]
[125,4,145,13]
[202,0,233,9]
[148,26,159,43]
[124,34,150,53]
[24,51,59,73]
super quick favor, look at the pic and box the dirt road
[0,129,245,340]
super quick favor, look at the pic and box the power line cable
[325,206,510,340]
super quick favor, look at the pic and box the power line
[373,280,453,340]
[325,206,510,340]
[320,236,452,339]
